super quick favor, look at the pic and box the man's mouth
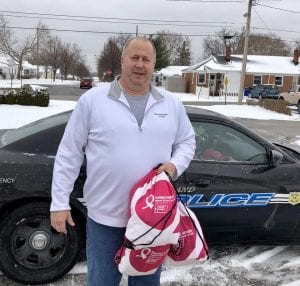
[133,71,144,76]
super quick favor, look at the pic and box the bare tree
[0,15,45,79]
[115,34,132,53]
[203,28,291,58]
[28,23,51,78]
[39,36,62,81]
[73,60,90,78]
[97,36,122,81]
[235,32,291,56]
[202,28,241,58]
[59,42,82,80]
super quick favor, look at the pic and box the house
[22,61,38,79]
[153,65,189,86]
[183,49,300,97]
[0,55,18,80]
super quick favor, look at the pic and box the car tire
[298,101,300,114]
[0,202,83,285]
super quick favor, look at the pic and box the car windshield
[0,111,71,147]
[192,121,269,163]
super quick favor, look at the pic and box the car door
[175,119,300,244]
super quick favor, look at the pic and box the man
[50,36,195,286]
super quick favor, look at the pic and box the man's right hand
[50,210,75,234]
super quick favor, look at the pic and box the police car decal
[77,192,300,209]
[179,193,300,208]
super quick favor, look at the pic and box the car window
[192,121,269,164]
[1,112,70,147]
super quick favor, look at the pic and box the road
[1,85,300,285]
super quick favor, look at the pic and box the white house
[153,65,189,86]
[183,50,300,96]
[0,55,18,80]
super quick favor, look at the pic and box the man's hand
[50,210,75,234]
[157,162,177,179]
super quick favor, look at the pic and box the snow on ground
[0,100,76,129]
[0,78,80,89]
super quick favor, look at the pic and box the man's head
[120,37,156,95]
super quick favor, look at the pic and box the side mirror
[269,149,283,167]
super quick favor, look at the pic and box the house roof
[184,54,300,75]
[155,65,189,76]
[0,55,17,68]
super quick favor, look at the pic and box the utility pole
[136,25,139,37]
[36,27,40,79]
[238,0,253,104]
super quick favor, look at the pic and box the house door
[209,74,216,96]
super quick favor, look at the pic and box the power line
[168,0,243,2]
[253,7,272,33]
[257,3,300,14]
[2,9,299,37]
[0,13,240,29]
[5,25,299,44]
[2,8,299,33]
[5,25,215,37]
[0,9,240,25]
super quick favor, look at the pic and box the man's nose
[135,58,144,67]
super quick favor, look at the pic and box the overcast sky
[1,0,299,72]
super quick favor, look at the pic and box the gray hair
[122,36,156,60]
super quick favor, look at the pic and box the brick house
[183,49,300,97]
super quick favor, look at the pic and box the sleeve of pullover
[50,95,90,211]
[169,100,196,178]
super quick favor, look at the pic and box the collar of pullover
[108,75,164,101]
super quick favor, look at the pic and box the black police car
[0,106,300,285]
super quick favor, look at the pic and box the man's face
[121,39,155,93]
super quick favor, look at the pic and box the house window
[275,76,282,86]
[253,75,262,85]
[292,76,298,86]
[198,73,205,84]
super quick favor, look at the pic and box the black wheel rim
[11,215,66,270]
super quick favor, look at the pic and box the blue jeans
[87,217,162,286]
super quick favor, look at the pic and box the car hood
[0,148,55,165]
[271,141,300,161]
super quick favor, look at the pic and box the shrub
[246,99,291,115]
[0,90,5,104]
[5,90,17,104]
[17,85,34,105]
[34,88,50,107]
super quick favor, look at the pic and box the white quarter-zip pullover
[50,78,195,227]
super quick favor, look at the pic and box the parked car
[80,77,93,89]
[278,85,300,114]
[249,84,280,99]
[1,107,300,284]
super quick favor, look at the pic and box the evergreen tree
[152,35,170,70]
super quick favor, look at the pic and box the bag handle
[165,171,209,259]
